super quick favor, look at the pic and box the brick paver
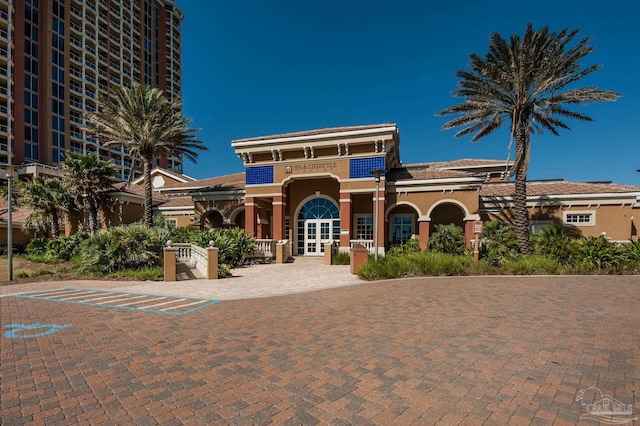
[2,275,639,424]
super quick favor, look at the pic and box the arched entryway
[295,195,340,256]
[385,204,421,246]
[428,201,466,234]
[201,209,224,229]
[229,207,245,229]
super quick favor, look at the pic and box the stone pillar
[206,247,219,280]
[339,192,352,250]
[245,196,257,236]
[418,219,430,251]
[273,194,286,241]
[464,220,475,248]
[163,246,177,281]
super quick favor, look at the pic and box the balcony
[70,20,83,34]
[70,130,84,140]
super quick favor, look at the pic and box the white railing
[190,245,208,277]
[255,239,276,258]
[350,239,374,253]
[170,243,209,277]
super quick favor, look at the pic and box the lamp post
[370,169,384,262]
[6,164,14,281]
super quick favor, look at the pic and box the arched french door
[296,196,340,256]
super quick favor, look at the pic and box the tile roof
[233,124,397,143]
[111,182,170,206]
[169,172,246,192]
[480,180,640,197]
[387,166,477,181]
[418,158,512,169]
[157,197,194,208]
[0,200,34,224]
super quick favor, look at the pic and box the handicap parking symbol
[4,323,73,339]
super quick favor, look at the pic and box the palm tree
[438,24,619,253]
[61,152,117,235]
[86,83,206,227]
[16,176,69,238]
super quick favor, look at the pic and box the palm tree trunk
[50,211,60,239]
[88,204,98,236]
[143,157,153,227]
[513,123,530,254]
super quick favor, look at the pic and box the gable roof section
[131,167,196,186]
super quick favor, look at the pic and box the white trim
[384,201,423,219]
[232,126,398,148]
[389,177,484,186]
[482,193,640,202]
[563,210,596,227]
[293,194,340,256]
[426,199,471,219]
[131,168,195,185]
[353,214,374,240]
[390,183,482,193]
[280,172,342,185]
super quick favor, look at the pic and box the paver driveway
[2,275,639,425]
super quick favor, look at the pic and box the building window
[530,220,554,234]
[390,215,415,245]
[563,211,595,227]
[355,215,373,240]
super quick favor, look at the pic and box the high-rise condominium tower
[0,0,184,180]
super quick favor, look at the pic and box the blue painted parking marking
[4,323,73,338]
[14,288,220,315]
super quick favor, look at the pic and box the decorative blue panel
[349,157,386,179]
[246,165,274,185]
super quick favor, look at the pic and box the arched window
[296,197,340,255]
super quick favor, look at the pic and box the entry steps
[14,288,219,315]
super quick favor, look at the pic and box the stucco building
[148,124,640,255]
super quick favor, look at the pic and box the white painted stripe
[160,300,207,311]
[137,299,187,309]
[118,296,166,307]
[80,294,134,302]
[57,292,103,300]
[30,289,87,297]
[95,295,148,304]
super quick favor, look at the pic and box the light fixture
[370,169,385,262]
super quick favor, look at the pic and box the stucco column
[339,192,352,250]
[464,220,475,248]
[418,219,430,251]
[374,193,385,254]
[273,194,286,241]
[245,196,257,236]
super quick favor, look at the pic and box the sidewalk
[0,260,364,300]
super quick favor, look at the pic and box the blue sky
[178,0,640,184]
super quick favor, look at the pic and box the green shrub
[387,238,421,256]
[108,266,164,280]
[75,223,162,274]
[332,251,351,265]
[193,228,257,268]
[25,232,89,263]
[531,224,571,262]
[428,224,465,255]
[569,236,620,271]
[357,251,471,280]
[479,221,519,266]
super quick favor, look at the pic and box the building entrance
[296,196,340,256]
[304,219,334,255]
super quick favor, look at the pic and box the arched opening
[386,204,420,246]
[201,210,225,229]
[233,210,245,228]
[429,202,466,234]
[295,195,339,256]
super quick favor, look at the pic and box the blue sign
[4,323,73,339]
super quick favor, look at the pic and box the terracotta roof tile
[233,124,397,143]
[387,166,476,181]
[480,180,640,197]
[170,172,246,191]
[157,197,194,208]
[420,158,512,169]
